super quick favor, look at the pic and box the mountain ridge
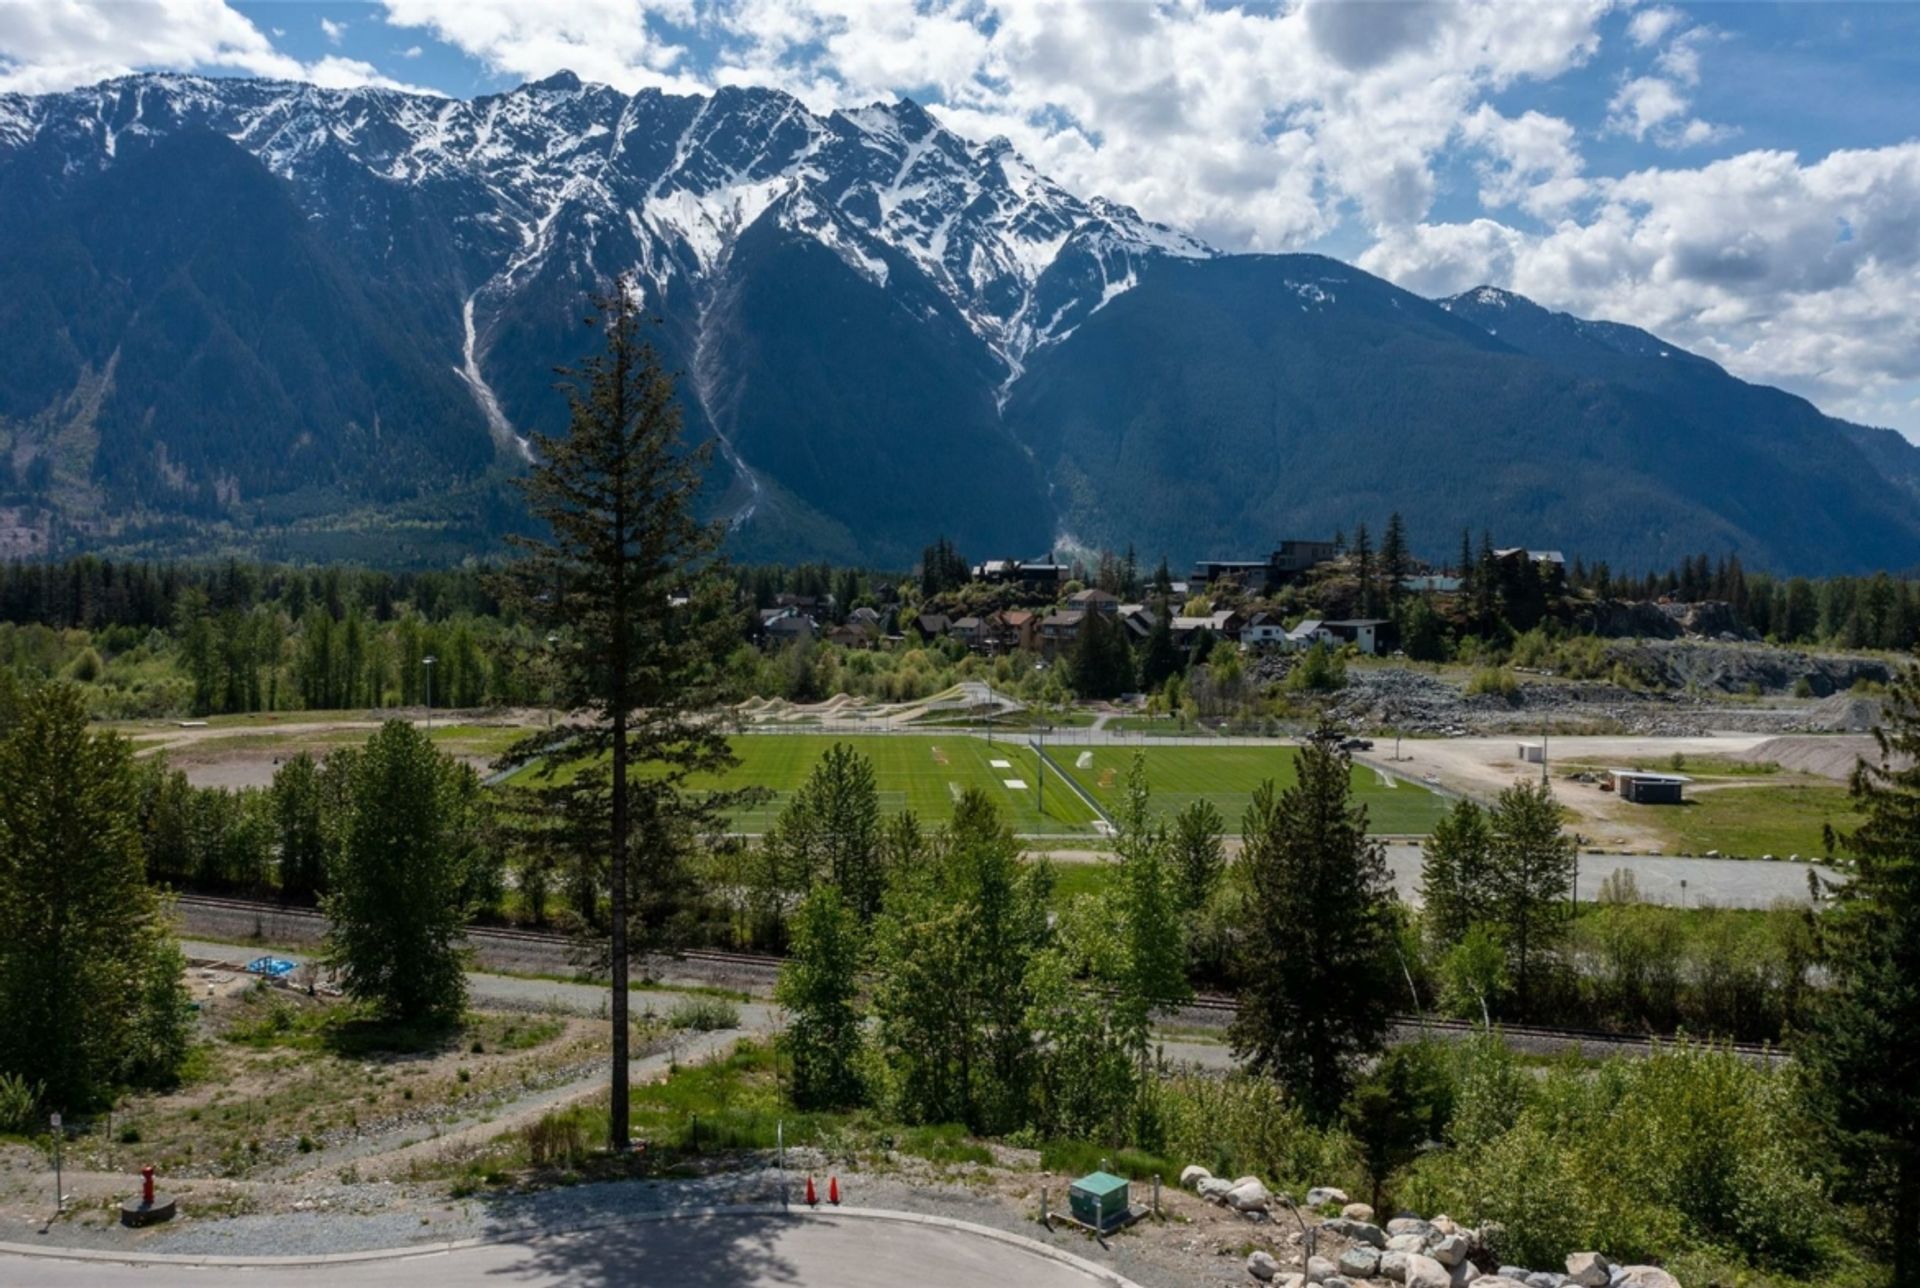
[0,72,1915,573]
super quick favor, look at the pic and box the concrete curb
[0,1203,1146,1285]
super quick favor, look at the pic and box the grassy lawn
[1055,744,1449,834]
[1102,715,1215,735]
[504,736,1449,836]
[1629,783,1863,858]
[511,734,1105,834]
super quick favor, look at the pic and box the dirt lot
[114,710,547,788]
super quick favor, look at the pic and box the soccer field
[1052,744,1449,835]
[687,734,1103,834]
[507,734,1447,835]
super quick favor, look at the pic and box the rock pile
[1180,1169,1684,1288]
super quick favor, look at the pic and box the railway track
[173,893,1786,1059]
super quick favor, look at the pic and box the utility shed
[1069,1172,1131,1232]
[1610,769,1691,804]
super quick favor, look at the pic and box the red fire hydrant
[142,1166,155,1206]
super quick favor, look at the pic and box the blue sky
[4,1,1920,435]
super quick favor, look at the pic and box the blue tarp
[246,956,297,979]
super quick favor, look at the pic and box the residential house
[1117,604,1157,644]
[1169,609,1244,650]
[989,608,1039,654]
[948,616,988,650]
[1067,587,1121,615]
[1240,610,1291,648]
[910,613,951,641]
[975,559,1070,588]
[1189,560,1274,593]
[1038,609,1086,657]
[760,609,818,649]
[825,623,878,650]
[1320,618,1390,655]
[1270,538,1339,579]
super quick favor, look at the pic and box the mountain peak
[526,70,584,93]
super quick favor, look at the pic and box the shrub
[1465,667,1519,698]
[0,1073,39,1134]
[524,1105,595,1167]
[668,996,741,1032]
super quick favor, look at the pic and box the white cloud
[320,17,346,45]
[1627,5,1683,48]
[401,44,423,59]
[378,0,705,94]
[0,0,425,93]
[1361,142,1920,432]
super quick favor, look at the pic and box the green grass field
[507,734,1450,836]
[1053,744,1450,835]
[512,734,1105,834]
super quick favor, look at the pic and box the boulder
[1430,1215,1462,1238]
[1404,1253,1451,1288]
[1430,1234,1470,1267]
[1389,1217,1436,1240]
[1247,1250,1280,1281]
[1198,1176,1236,1203]
[1306,1254,1338,1284]
[1227,1178,1273,1212]
[1341,1202,1375,1224]
[1566,1252,1612,1287]
[1324,1279,1353,1288]
[1378,1249,1409,1282]
[1451,1265,1482,1287]
[1388,1233,1428,1254]
[1346,1221,1388,1248]
[1337,1246,1381,1279]
[1495,1271,1530,1284]
[1616,1270,1681,1288]
[1181,1164,1212,1189]
[1307,1187,1350,1207]
[1527,1275,1566,1288]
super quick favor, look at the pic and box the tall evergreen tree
[0,684,190,1107]
[1419,798,1495,951]
[762,742,886,923]
[1803,656,1920,1284]
[1171,797,1226,914]
[1137,610,1181,693]
[1352,523,1376,617]
[1381,512,1412,605]
[1231,730,1397,1120]
[497,277,740,1150]
[272,751,330,900]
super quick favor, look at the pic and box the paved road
[0,1211,1137,1288]
[1378,845,1836,909]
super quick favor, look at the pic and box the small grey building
[1610,769,1691,805]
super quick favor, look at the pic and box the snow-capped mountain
[1,72,1917,572]
[1,72,1205,390]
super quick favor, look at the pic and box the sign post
[49,1112,62,1213]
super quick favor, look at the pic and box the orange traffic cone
[829,1176,840,1205]
[805,1175,817,1206]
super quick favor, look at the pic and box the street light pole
[422,655,437,732]
[50,1111,61,1214]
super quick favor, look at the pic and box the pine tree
[1137,610,1181,693]
[1352,522,1376,617]
[1802,656,1920,1284]
[1381,512,1411,605]
[272,751,329,901]
[0,684,190,1107]
[1420,798,1495,952]
[763,742,886,923]
[497,276,741,1150]
[1171,798,1226,914]
[1231,729,1397,1120]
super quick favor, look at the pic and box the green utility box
[1068,1171,1131,1232]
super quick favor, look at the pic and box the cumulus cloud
[0,0,424,92]
[320,17,346,45]
[1360,142,1920,430]
[378,0,706,94]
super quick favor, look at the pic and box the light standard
[422,654,437,732]
[546,633,559,731]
